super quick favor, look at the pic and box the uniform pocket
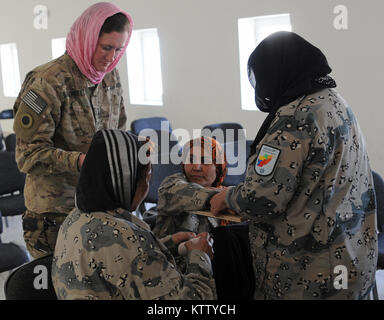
[69,99,95,136]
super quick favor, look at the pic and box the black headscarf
[248,31,336,155]
[75,129,143,213]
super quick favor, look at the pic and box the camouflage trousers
[22,210,67,259]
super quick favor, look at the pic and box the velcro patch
[21,90,47,115]
[255,144,281,176]
[20,113,33,129]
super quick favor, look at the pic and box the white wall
[0,0,383,173]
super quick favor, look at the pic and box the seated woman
[152,136,255,300]
[52,129,215,300]
[153,136,228,239]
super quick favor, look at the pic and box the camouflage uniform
[226,89,377,299]
[13,53,127,258]
[153,173,220,239]
[52,207,216,300]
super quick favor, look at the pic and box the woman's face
[92,31,128,72]
[184,147,217,187]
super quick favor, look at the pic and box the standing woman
[210,31,378,299]
[13,2,133,259]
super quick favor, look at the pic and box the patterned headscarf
[76,130,143,212]
[182,136,227,187]
[66,2,133,84]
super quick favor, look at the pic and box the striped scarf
[76,129,140,212]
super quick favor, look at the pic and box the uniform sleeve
[226,114,311,222]
[102,228,216,300]
[13,75,82,176]
[159,235,179,256]
[129,247,216,300]
[157,173,219,216]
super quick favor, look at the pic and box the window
[51,37,66,59]
[238,14,292,110]
[126,28,163,106]
[0,43,21,97]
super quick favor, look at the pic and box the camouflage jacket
[13,53,127,214]
[52,207,216,300]
[153,173,220,238]
[226,88,377,300]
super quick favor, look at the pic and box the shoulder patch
[255,144,281,176]
[20,113,34,129]
[21,90,47,115]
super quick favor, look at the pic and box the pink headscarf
[66,2,133,84]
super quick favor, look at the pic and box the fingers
[210,190,229,215]
[227,209,237,215]
[172,231,197,244]
[184,233,214,259]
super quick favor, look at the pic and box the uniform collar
[62,52,106,89]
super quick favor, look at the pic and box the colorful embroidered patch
[255,144,281,176]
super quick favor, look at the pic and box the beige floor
[0,215,383,300]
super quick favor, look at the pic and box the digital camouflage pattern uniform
[226,88,377,299]
[52,207,216,300]
[13,53,127,258]
[153,173,220,239]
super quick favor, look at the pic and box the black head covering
[248,31,336,155]
[75,129,143,213]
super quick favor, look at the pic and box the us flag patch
[21,90,47,115]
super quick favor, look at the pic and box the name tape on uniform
[255,144,281,176]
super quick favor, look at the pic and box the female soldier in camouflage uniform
[153,136,228,239]
[210,31,378,300]
[13,3,132,258]
[52,129,215,300]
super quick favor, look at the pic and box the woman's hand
[78,153,86,170]
[171,231,196,245]
[205,186,227,191]
[184,232,214,259]
[210,189,229,216]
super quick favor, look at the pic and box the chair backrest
[372,170,384,233]
[130,117,172,135]
[0,151,25,195]
[0,242,30,273]
[5,133,16,152]
[5,254,57,300]
[0,151,26,217]
[0,109,14,119]
[222,140,252,187]
[146,159,183,204]
[202,122,245,144]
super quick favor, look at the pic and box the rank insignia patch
[255,144,281,176]
[21,90,47,115]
